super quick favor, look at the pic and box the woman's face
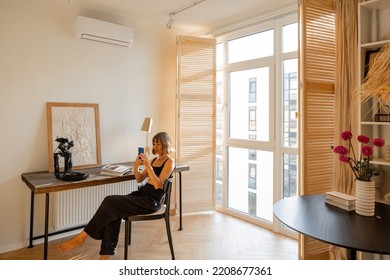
[153,140,163,155]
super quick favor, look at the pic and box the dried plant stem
[360,43,390,111]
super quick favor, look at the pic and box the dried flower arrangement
[359,43,390,112]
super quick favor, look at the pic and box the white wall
[0,0,180,253]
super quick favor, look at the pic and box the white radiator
[53,181,138,230]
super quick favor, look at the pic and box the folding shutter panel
[176,36,216,212]
[298,0,336,259]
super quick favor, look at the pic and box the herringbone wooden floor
[0,211,297,260]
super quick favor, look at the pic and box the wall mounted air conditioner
[74,16,134,47]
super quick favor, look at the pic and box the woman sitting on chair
[57,132,175,260]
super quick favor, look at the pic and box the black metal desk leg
[44,193,50,260]
[28,191,35,248]
[348,248,357,260]
[178,172,183,231]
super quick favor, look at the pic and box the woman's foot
[99,255,110,260]
[57,231,88,252]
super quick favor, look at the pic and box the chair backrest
[162,178,173,212]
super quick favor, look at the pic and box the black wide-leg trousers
[84,191,159,255]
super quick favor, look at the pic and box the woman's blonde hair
[152,132,174,155]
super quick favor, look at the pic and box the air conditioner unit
[74,16,134,47]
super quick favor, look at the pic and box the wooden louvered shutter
[176,36,216,212]
[298,0,336,259]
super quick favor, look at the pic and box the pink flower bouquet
[332,130,385,181]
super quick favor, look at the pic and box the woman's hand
[133,154,141,169]
[136,153,150,168]
[134,153,149,183]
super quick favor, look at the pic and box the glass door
[215,16,298,231]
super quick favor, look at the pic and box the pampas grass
[360,43,390,111]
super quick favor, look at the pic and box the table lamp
[140,117,153,151]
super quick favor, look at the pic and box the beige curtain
[333,0,359,196]
[331,0,360,260]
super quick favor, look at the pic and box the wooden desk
[273,194,390,259]
[21,162,190,260]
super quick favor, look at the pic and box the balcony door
[216,14,298,230]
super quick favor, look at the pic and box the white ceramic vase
[355,180,375,217]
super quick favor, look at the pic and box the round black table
[273,194,390,259]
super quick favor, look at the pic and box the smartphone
[138,147,144,155]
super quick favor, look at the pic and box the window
[248,192,257,216]
[216,157,223,205]
[228,147,273,221]
[248,149,257,160]
[215,58,224,207]
[283,154,297,198]
[229,67,270,142]
[282,23,298,53]
[248,163,257,189]
[282,58,298,148]
[249,106,256,131]
[228,30,274,63]
[249,77,257,102]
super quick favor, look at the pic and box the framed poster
[47,102,101,172]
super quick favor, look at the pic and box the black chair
[123,178,175,260]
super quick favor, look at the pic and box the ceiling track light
[166,16,175,29]
[166,0,207,29]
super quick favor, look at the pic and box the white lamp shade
[140,117,153,133]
